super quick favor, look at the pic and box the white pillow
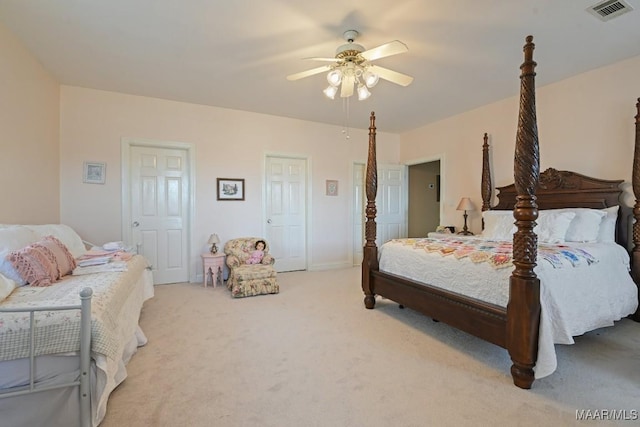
[597,206,619,243]
[482,210,515,240]
[554,208,607,243]
[24,224,87,258]
[0,273,17,303]
[535,211,576,243]
[0,225,40,254]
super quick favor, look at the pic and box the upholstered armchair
[223,237,279,298]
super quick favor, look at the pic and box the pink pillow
[38,235,77,277]
[9,245,58,287]
[8,236,77,286]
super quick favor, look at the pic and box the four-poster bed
[361,36,640,389]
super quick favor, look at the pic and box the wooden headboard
[490,168,626,249]
[492,168,623,210]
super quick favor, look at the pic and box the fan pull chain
[342,97,351,139]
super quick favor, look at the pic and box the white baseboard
[307,261,352,271]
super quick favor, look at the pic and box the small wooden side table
[201,253,226,288]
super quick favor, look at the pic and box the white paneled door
[376,165,407,246]
[353,163,407,263]
[265,156,307,272]
[129,145,190,284]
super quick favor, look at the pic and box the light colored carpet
[101,267,640,426]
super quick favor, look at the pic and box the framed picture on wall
[217,178,245,200]
[326,180,338,196]
[83,162,106,184]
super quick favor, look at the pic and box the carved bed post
[481,133,492,229]
[507,36,540,389]
[632,98,640,321]
[362,112,379,309]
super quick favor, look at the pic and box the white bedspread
[378,237,638,378]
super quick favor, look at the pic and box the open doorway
[408,160,441,237]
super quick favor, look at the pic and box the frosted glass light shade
[357,84,371,101]
[363,70,379,88]
[326,69,342,86]
[323,85,338,99]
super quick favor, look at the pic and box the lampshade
[456,197,475,211]
[363,70,379,88]
[326,69,342,86]
[357,84,371,100]
[323,85,338,100]
[208,234,220,245]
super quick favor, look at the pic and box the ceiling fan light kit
[287,30,413,101]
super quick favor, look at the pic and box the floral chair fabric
[224,237,279,298]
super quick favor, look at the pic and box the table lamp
[456,198,475,235]
[208,234,220,254]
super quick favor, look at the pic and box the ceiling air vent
[587,0,634,21]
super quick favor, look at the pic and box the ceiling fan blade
[340,74,355,98]
[286,65,331,81]
[369,65,414,86]
[360,40,409,62]
[303,57,339,62]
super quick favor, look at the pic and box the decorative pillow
[535,211,576,243]
[597,206,619,243]
[37,235,77,277]
[0,226,40,286]
[9,244,58,287]
[554,208,607,243]
[482,210,515,240]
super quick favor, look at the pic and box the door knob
[267,219,272,224]
[132,221,140,227]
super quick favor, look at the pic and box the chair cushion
[229,277,279,298]
[233,264,276,281]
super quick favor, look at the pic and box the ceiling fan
[286,30,414,100]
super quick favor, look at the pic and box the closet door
[128,145,190,284]
[265,155,307,272]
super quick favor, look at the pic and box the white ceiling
[2,0,640,133]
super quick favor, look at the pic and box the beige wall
[59,86,400,277]
[401,55,640,234]
[0,23,60,223]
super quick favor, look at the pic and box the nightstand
[201,253,226,288]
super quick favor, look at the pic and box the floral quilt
[392,237,598,269]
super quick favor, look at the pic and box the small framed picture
[326,180,338,196]
[83,162,106,184]
[217,178,245,201]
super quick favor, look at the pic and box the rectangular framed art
[326,180,338,196]
[83,161,106,184]
[217,178,245,201]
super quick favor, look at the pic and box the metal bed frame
[0,287,93,427]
